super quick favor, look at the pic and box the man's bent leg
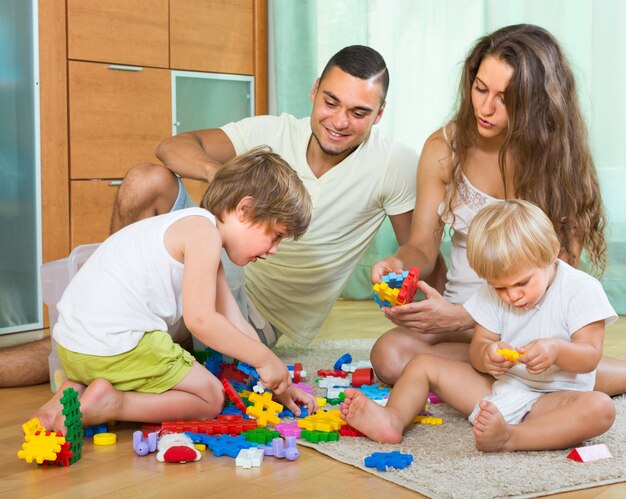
[110,163,181,233]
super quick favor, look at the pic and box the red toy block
[339,424,365,437]
[317,369,348,378]
[351,368,375,387]
[221,378,248,413]
[397,267,420,305]
[218,362,250,384]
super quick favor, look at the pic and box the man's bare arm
[155,129,237,182]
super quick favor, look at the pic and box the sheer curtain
[270,0,626,312]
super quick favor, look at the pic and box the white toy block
[236,448,265,468]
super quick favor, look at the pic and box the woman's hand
[382,281,475,334]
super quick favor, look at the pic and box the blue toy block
[83,423,108,437]
[220,405,249,417]
[237,362,259,379]
[204,351,224,377]
[333,353,352,371]
[205,435,256,458]
[358,384,391,400]
[364,451,413,471]
[229,380,250,393]
[278,406,309,419]
[185,432,214,446]
[382,270,408,288]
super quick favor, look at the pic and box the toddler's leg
[474,391,615,452]
[341,354,492,443]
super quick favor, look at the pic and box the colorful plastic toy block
[287,363,307,383]
[372,281,400,307]
[339,424,365,437]
[317,369,348,378]
[293,381,314,394]
[340,360,373,372]
[161,415,257,436]
[241,427,280,444]
[205,435,255,458]
[382,270,409,288]
[262,436,298,461]
[351,368,375,387]
[60,387,83,464]
[22,418,45,436]
[567,443,612,462]
[497,348,521,363]
[300,430,340,443]
[333,353,352,370]
[246,392,283,427]
[397,267,420,305]
[83,423,108,437]
[236,361,259,379]
[274,421,302,438]
[364,451,414,471]
[18,431,66,464]
[413,415,444,425]
[236,447,265,468]
[133,430,158,456]
[358,384,391,400]
[297,409,345,432]
[222,378,248,413]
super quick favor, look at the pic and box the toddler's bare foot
[473,400,512,452]
[76,378,122,427]
[31,380,85,433]
[340,388,404,444]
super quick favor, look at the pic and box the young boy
[341,200,617,452]
[35,147,317,433]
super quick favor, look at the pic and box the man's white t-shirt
[222,113,417,343]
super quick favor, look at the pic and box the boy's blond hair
[467,200,560,280]
[201,146,312,239]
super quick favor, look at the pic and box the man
[111,45,419,346]
[2,45,420,386]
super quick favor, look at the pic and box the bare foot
[31,380,86,433]
[472,400,512,452]
[340,388,404,444]
[74,378,123,427]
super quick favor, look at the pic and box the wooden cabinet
[67,0,169,68]
[170,0,254,74]
[40,1,267,256]
[70,180,121,247]
[69,61,171,180]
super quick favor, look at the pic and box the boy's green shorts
[56,330,195,393]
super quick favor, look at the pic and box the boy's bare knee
[591,392,616,431]
[371,334,405,384]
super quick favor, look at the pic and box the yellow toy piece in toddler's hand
[496,348,521,363]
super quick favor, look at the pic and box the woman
[371,24,625,395]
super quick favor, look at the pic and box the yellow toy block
[18,432,66,464]
[22,418,45,436]
[245,392,283,427]
[297,409,346,432]
[372,282,400,306]
[412,415,444,425]
[316,397,327,408]
[194,443,206,451]
[497,348,521,363]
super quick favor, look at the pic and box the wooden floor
[1,301,625,499]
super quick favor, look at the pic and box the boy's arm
[167,216,290,392]
[520,320,605,375]
[214,263,261,342]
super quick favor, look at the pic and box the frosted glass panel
[0,0,41,333]
[173,71,253,134]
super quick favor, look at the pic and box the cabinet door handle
[107,64,143,72]
[108,180,123,186]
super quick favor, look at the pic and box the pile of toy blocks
[17,387,83,466]
[372,266,420,307]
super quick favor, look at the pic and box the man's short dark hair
[320,45,389,101]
